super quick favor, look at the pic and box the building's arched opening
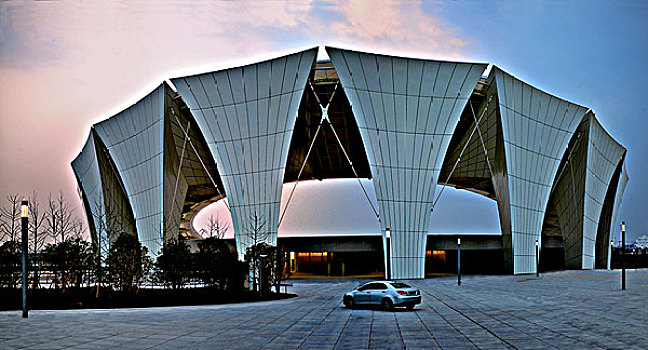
[595,157,624,269]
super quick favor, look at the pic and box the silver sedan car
[343,281,421,310]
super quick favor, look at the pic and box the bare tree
[28,192,47,289]
[243,211,270,293]
[200,214,230,239]
[90,198,125,296]
[46,191,76,244]
[70,217,86,240]
[0,194,21,243]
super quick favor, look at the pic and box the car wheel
[343,296,354,309]
[381,298,393,311]
[405,304,415,310]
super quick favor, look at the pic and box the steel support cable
[170,109,230,212]
[469,99,496,180]
[431,101,489,212]
[310,80,379,220]
[277,81,341,228]
[168,119,191,229]
[316,81,380,221]
[327,120,380,220]
[277,122,323,229]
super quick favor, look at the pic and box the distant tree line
[0,194,290,296]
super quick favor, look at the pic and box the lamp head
[385,228,390,239]
[622,221,626,232]
[20,200,28,218]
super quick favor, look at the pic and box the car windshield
[389,282,411,288]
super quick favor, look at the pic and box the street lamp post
[457,238,461,286]
[621,221,626,291]
[385,228,391,280]
[21,200,28,318]
[535,240,539,278]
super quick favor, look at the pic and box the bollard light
[535,240,539,277]
[621,221,626,290]
[457,237,461,286]
[385,228,391,280]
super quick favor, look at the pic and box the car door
[368,282,388,304]
[355,283,378,304]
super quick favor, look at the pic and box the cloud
[0,0,469,240]
[309,1,467,61]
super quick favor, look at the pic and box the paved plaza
[0,269,646,349]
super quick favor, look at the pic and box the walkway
[0,269,646,349]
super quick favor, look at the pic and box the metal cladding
[489,67,590,274]
[582,115,626,268]
[171,48,318,258]
[94,85,166,255]
[548,113,627,270]
[73,47,628,277]
[71,132,105,249]
[328,47,487,279]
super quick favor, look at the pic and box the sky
[0,1,646,242]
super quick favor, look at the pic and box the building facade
[72,47,628,277]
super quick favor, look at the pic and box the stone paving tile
[0,269,646,349]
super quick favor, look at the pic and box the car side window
[359,282,386,291]
[358,284,371,291]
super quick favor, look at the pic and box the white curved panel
[582,115,626,268]
[172,48,317,258]
[329,47,486,279]
[94,84,165,255]
[491,67,589,274]
[71,132,106,249]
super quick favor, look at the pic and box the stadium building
[72,47,628,278]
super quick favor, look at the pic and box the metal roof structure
[72,47,628,277]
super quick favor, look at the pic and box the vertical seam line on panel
[403,59,409,259]
[212,73,240,241]
[273,55,290,237]
[412,61,425,242]
[159,86,166,245]
[265,63,273,226]
[374,54,388,232]
[227,69,249,230]
[243,66,255,231]
[356,53,381,236]
[420,63,440,217]
[388,57,397,242]
[521,81,530,254]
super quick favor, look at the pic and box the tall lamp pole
[621,221,626,291]
[385,228,391,280]
[21,200,29,318]
[457,238,461,286]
